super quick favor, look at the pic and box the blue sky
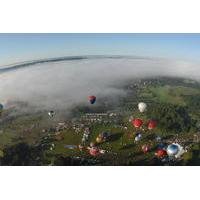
[0,33,200,66]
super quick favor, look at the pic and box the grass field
[140,85,200,106]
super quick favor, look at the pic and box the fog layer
[0,57,199,111]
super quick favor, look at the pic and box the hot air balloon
[136,132,142,137]
[138,102,147,113]
[48,110,55,117]
[132,119,143,128]
[174,144,185,158]
[99,131,110,140]
[0,104,3,110]
[89,148,99,156]
[135,133,142,142]
[96,136,103,143]
[90,142,96,148]
[142,144,150,153]
[166,144,179,157]
[147,120,156,130]
[156,149,167,158]
[88,96,96,104]
[157,143,166,150]
[128,116,134,122]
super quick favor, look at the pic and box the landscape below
[0,77,199,166]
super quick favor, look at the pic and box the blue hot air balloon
[135,133,142,142]
[157,143,167,150]
[99,131,109,139]
[167,144,179,156]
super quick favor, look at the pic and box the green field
[141,85,200,106]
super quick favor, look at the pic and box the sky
[0,33,200,66]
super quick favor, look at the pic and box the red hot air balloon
[155,149,167,158]
[142,144,150,153]
[148,120,157,130]
[88,96,96,104]
[132,119,143,128]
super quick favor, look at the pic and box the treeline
[147,103,197,133]
[0,143,43,166]
[0,142,92,166]
[184,95,200,114]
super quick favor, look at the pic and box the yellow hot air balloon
[96,136,103,143]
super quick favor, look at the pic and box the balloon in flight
[135,133,142,142]
[0,104,3,110]
[138,102,147,113]
[48,111,55,117]
[88,96,96,104]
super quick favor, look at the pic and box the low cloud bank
[0,56,199,112]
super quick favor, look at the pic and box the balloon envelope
[0,104,3,110]
[142,144,150,153]
[90,142,96,147]
[156,149,167,158]
[148,120,157,130]
[96,136,103,143]
[88,96,96,104]
[167,144,179,156]
[132,119,143,128]
[99,131,109,139]
[48,111,55,117]
[138,102,147,112]
[175,144,185,158]
[89,148,99,156]
[135,132,142,137]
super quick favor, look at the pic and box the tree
[147,103,195,133]
[0,143,43,166]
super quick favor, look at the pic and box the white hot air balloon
[138,102,147,113]
[135,133,142,142]
[166,144,179,157]
[174,144,185,158]
[128,116,134,122]
[48,111,55,117]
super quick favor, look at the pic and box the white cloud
[0,57,199,113]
